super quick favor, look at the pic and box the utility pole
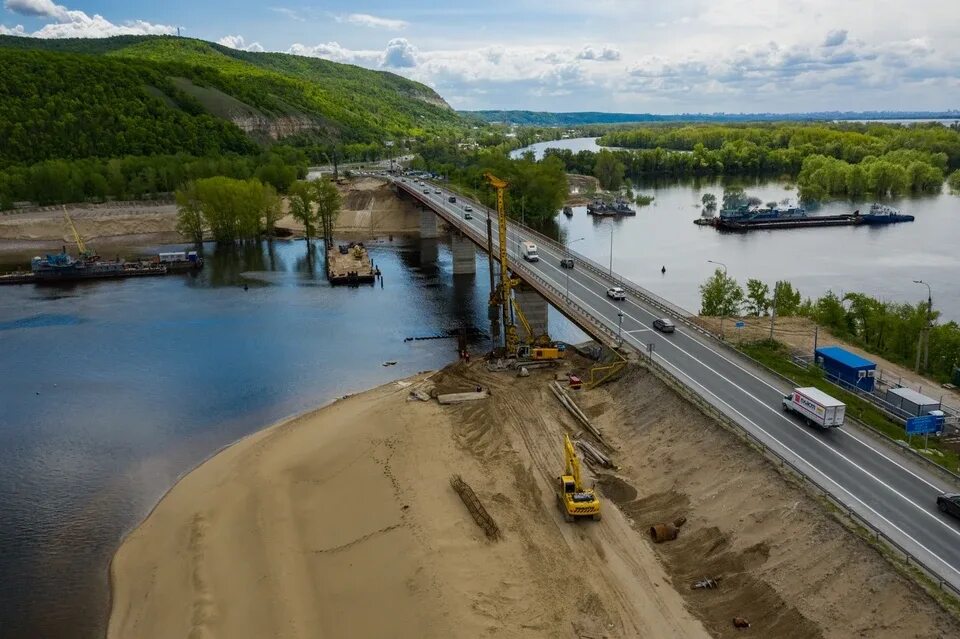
[769,288,777,340]
[617,310,624,347]
[913,280,932,373]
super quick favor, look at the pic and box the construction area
[326,240,376,285]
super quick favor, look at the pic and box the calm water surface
[0,236,584,639]
[514,138,960,320]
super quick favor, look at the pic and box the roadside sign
[906,414,943,435]
[735,321,745,329]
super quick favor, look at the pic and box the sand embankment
[107,365,710,639]
[0,177,420,252]
[0,201,180,247]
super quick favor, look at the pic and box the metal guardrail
[402,180,960,596]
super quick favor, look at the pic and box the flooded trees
[174,177,280,243]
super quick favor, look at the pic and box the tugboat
[857,203,915,224]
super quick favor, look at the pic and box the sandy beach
[106,366,708,639]
[107,359,960,638]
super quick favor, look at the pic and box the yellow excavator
[557,433,601,522]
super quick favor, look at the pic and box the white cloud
[823,29,848,47]
[338,13,408,30]
[382,37,417,68]
[576,46,621,61]
[218,35,264,52]
[288,41,381,66]
[0,23,25,35]
[270,7,304,22]
[1,0,175,38]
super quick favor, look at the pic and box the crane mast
[484,172,519,355]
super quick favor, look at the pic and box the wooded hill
[0,35,463,168]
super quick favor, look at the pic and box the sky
[2,0,959,113]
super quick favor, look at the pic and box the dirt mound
[576,362,960,639]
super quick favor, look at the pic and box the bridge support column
[420,209,438,239]
[513,283,549,339]
[450,232,476,275]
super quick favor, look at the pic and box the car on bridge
[653,318,675,333]
[606,287,626,300]
[422,188,430,194]
[434,188,441,194]
[464,205,473,212]
[464,211,473,220]
[448,196,456,203]
[938,493,960,519]
[560,258,574,268]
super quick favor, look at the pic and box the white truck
[782,387,846,428]
[521,241,539,262]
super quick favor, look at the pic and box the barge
[700,203,914,231]
[327,241,375,285]
[587,199,636,216]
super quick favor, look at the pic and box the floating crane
[557,433,601,522]
[63,208,96,260]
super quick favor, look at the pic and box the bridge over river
[395,176,960,596]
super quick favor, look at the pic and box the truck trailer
[782,387,846,428]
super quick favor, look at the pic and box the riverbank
[0,177,421,254]
[106,363,710,638]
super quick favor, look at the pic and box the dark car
[560,258,575,268]
[938,493,960,519]
[448,196,457,203]
[653,318,676,333]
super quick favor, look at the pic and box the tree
[699,268,744,316]
[721,186,746,210]
[312,178,342,243]
[745,279,771,316]
[288,181,318,240]
[772,281,802,316]
[174,181,204,244]
[949,169,960,194]
[701,193,717,211]
[593,149,625,190]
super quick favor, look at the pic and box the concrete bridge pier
[513,283,549,339]
[420,209,438,239]
[419,237,438,264]
[450,232,476,275]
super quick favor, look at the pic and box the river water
[515,138,960,321]
[0,236,590,639]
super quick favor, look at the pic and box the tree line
[0,149,307,209]
[700,269,960,380]
[410,139,568,225]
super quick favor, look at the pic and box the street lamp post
[608,224,614,276]
[707,259,729,340]
[564,237,585,301]
[617,310,625,346]
[913,279,932,372]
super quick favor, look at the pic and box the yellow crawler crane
[558,433,601,522]
[63,208,95,259]
[484,172,520,356]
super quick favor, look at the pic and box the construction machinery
[484,172,560,360]
[484,172,520,357]
[557,433,601,522]
[63,209,96,260]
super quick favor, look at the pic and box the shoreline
[105,371,434,637]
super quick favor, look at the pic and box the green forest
[0,35,468,208]
[583,123,960,201]
[699,270,960,381]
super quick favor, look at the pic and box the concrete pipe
[649,523,679,543]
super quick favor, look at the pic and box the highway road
[395,176,960,591]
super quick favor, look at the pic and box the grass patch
[740,339,960,473]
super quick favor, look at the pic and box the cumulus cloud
[823,29,848,47]
[218,35,264,52]
[576,46,620,61]
[338,13,408,30]
[1,0,175,38]
[382,37,417,67]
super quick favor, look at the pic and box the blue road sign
[906,414,943,435]
[735,321,745,329]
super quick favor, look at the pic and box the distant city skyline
[2,0,958,113]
